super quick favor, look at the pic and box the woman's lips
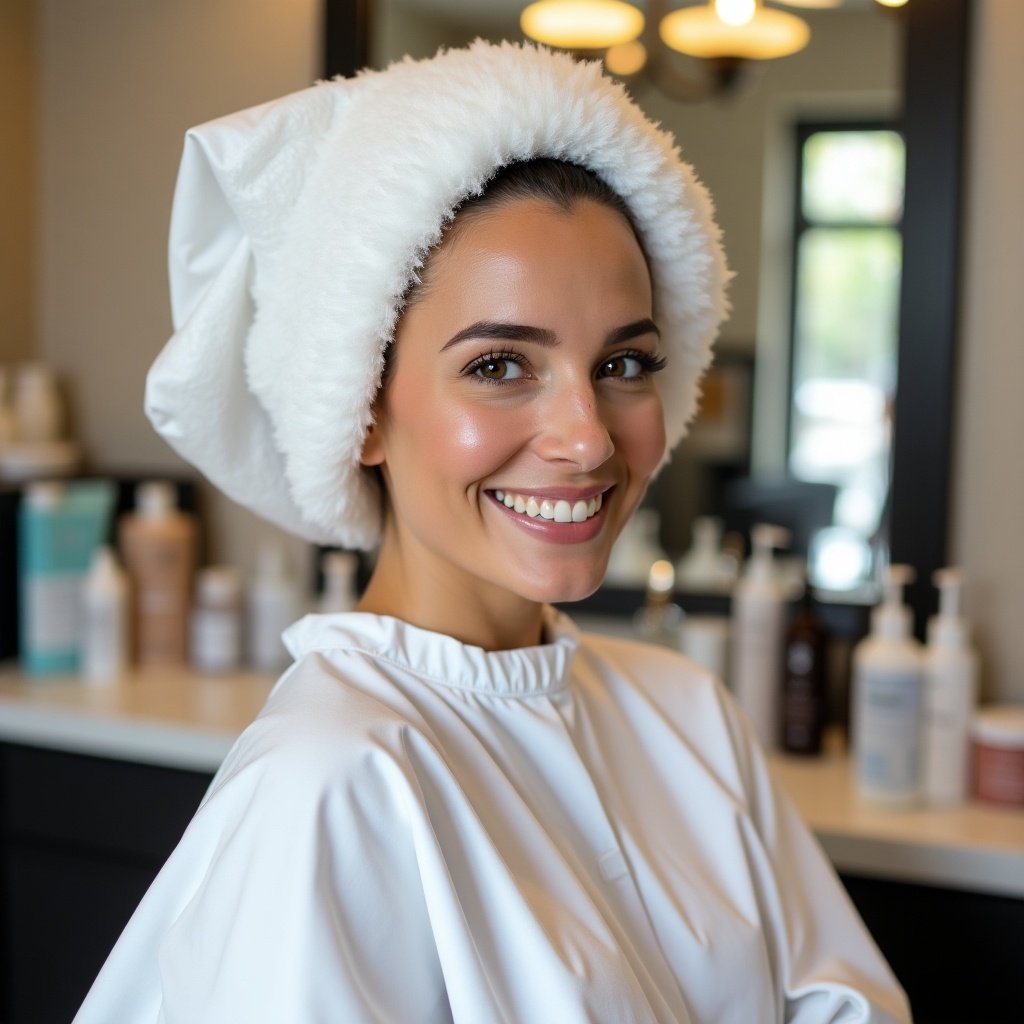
[486,487,612,543]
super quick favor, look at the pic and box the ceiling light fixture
[520,0,813,101]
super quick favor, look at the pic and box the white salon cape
[76,610,910,1023]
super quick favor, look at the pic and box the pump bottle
[922,568,979,805]
[633,559,684,648]
[730,524,790,749]
[118,481,197,667]
[852,565,924,806]
[320,551,359,613]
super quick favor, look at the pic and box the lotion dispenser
[730,523,790,749]
[852,565,924,806]
[922,568,979,805]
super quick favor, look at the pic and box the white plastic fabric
[75,611,909,1023]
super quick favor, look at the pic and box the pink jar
[971,705,1024,807]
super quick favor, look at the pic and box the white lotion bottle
[247,542,302,673]
[320,551,359,613]
[922,568,979,805]
[730,523,790,749]
[852,564,924,807]
[80,546,129,684]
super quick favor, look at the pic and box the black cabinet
[0,743,211,1024]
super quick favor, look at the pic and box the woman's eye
[600,355,643,379]
[475,358,523,381]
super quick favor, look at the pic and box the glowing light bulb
[715,0,756,27]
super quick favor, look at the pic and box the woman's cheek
[444,402,529,478]
[622,396,667,479]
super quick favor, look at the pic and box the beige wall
[952,0,1024,701]
[36,0,320,579]
[0,0,36,364]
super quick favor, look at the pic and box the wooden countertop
[1,663,1022,899]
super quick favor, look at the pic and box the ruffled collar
[282,606,579,698]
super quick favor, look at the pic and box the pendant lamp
[519,0,645,50]
[660,1,810,61]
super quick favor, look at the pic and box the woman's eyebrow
[606,318,661,346]
[441,317,660,352]
[440,321,556,351]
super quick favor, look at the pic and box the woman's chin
[514,565,609,607]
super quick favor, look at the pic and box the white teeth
[495,490,606,523]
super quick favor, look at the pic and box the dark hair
[401,157,648,312]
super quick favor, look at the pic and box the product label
[854,667,922,798]
[24,573,80,653]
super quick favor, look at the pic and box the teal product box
[17,480,116,676]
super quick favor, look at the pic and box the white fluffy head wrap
[147,40,729,549]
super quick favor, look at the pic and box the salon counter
[1,661,1021,900]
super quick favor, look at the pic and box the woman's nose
[534,385,615,472]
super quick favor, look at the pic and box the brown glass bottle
[781,594,828,755]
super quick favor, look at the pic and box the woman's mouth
[492,489,603,523]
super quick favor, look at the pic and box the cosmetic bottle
[633,559,684,648]
[320,550,359,613]
[191,566,243,673]
[780,582,829,755]
[921,568,979,805]
[730,524,790,749]
[247,542,302,673]
[852,565,924,807]
[13,363,62,443]
[118,481,197,667]
[605,508,667,588]
[676,516,736,593]
[81,545,129,684]
[18,480,115,676]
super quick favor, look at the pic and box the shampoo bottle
[633,559,684,648]
[730,524,790,749]
[922,568,979,805]
[80,545,129,684]
[118,481,197,667]
[320,550,359,613]
[247,542,302,673]
[781,581,829,755]
[852,564,924,806]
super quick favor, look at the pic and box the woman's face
[362,196,667,608]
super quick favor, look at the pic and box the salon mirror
[331,0,965,623]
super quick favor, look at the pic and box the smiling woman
[360,170,666,646]
[76,41,910,1024]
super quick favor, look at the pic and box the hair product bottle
[118,481,197,667]
[781,582,829,755]
[730,524,790,749]
[18,480,115,676]
[852,565,924,806]
[633,559,684,648]
[80,545,129,684]
[319,550,359,614]
[190,566,242,674]
[922,568,979,805]
[247,542,302,673]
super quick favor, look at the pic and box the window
[789,124,904,587]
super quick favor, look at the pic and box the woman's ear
[360,415,385,467]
